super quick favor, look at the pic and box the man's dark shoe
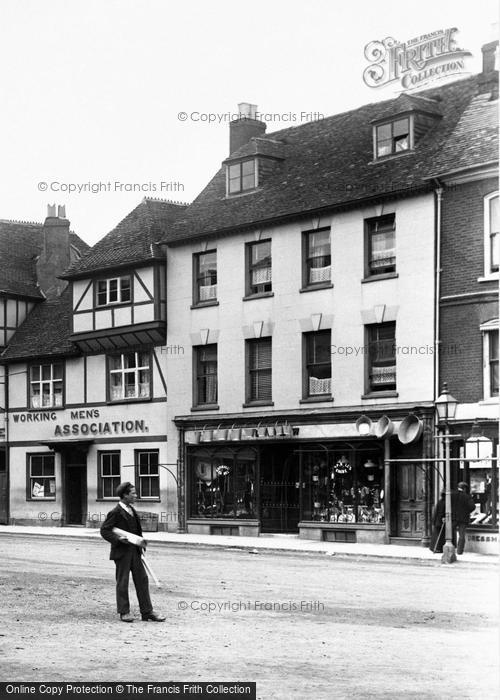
[141,612,166,622]
[120,613,134,623]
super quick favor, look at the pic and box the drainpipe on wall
[383,438,391,544]
[4,365,10,525]
[433,183,444,505]
[434,183,443,401]
[177,426,186,533]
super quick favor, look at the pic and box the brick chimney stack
[36,204,70,298]
[480,39,499,99]
[229,102,266,155]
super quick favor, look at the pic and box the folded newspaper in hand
[112,527,144,546]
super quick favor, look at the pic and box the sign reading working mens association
[363,28,472,90]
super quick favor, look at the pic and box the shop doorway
[0,448,7,524]
[64,448,87,526]
[395,462,425,538]
[260,447,300,533]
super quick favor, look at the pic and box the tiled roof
[427,90,499,177]
[164,75,486,245]
[372,93,443,122]
[224,137,286,162]
[0,220,89,298]
[62,198,188,278]
[1,286,78,361]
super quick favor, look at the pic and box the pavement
[0,524,498,566]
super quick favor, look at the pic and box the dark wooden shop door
[396,462,425,538]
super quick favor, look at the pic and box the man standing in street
[100,482,165,622]
[451,481,476,556]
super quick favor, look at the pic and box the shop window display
[461,436,498,528]
[191,449,256,519]
[301,449,385,524]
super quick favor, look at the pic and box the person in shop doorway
[100,482,165,623]
[430,491,446,554]
[451,482,476,556]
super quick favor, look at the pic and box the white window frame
[135,450,160,500]
[481,319,499,401]
[96,276,131,307]
[28,453,56,500]
[481,192,499,280]
[29,363,63,409]
[99,451,121,499]
[108,351,151,402]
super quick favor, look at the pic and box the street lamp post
[435,383,458,564]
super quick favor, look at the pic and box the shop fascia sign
[363,28,472,90]
[11,408,150,437]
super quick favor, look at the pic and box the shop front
[179,410,434,544]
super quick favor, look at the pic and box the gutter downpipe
[434,182,444,503]
[4,365,10,525]
[434,182,443,402]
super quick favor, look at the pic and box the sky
[0,0,498,245]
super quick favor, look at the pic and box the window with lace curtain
[194,344,218,406]
[194,250,217,304]
[246,338,272,403]
[246,240,272,295]
[304,331,332,397]
[367,323,396,392]
[366,214,396,276]
[108,351,151,402]
[303,229,331,287]
[29,363,64,409]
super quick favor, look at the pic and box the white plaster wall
[166,194,435,420]
[65,357,84,404]
[9,363,27,409]
[73,279,93,311]
[135,268,154,302]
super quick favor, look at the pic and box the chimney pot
[47,203,57,217]
[238,102,258,119]
[229,103,266,155]
[57,204,66,219]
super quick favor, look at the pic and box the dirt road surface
[0,534,497,699]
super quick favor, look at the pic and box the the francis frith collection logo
[363,28,472,90]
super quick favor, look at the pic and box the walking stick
[433,520,445,554]
[142,553,162,589]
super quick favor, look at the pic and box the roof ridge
[264,74,478,140]
[143,196,190,206]
[0,218,42,226]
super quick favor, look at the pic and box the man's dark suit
[451,489,476,555]
[100,504,153,616]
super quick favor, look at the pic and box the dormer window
[96,276,131,306]
[227,159,257,194]
[375,118,411,158]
